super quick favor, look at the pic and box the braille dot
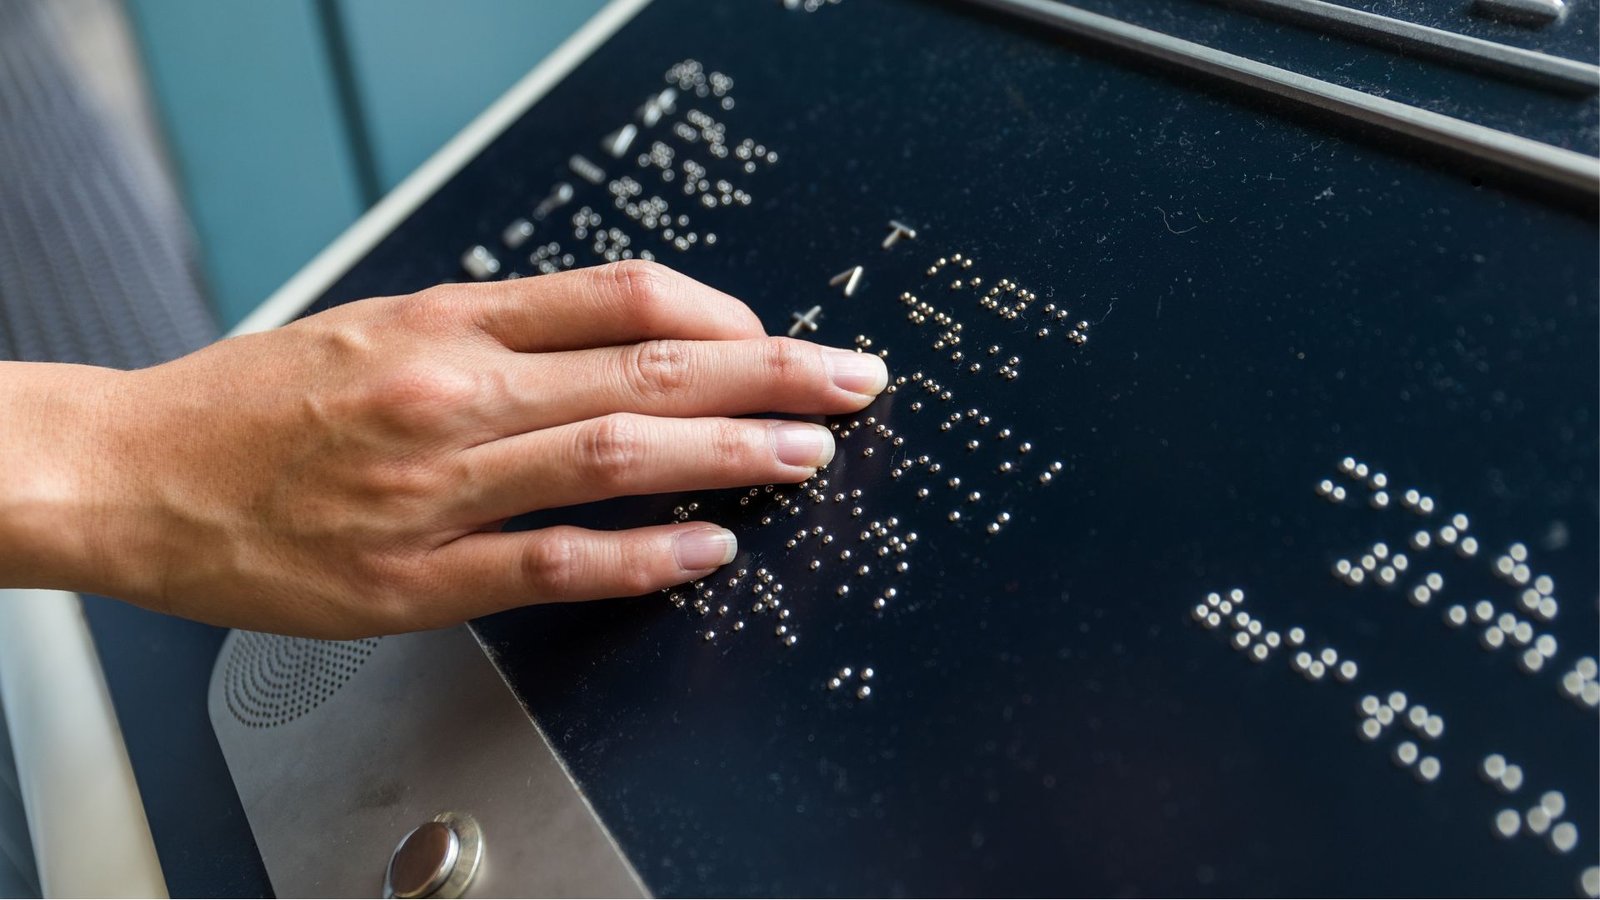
[1308,661,1326,680]
[1578,657,1598,679]
[1526,806,1552,835]
[1251,644,1269,662]
[856,685,871,699]
[861,668,874,680]
[1394,741,1419,766]
[1473,600,1495,623]
[1359,718,1382,740]
[1417,756,1440,782]
[1540,790,1566,818]
[1458,536,1479,556]
[1264,631,1280,648]
[1482,754,1508,780]
[1375,706,1395,726]
[1206,612,1222,628]
[1412,530,1432,549]
[1583,867,1600,898]
[1338,660,1358,682]
[1288,627,1306,646]
[1562,671,1585,697]
[1233,632,1250,650]
[1510,542,1528,562]
[1359,695,1381,715]
[1500,764,1524,792]
[1410,586,1431,606]
[1388,691,1408,711]
[1551,822,1578,854]
[1320,648,1338,666]
[827,677,842,690]
[1424,715,1443,739]
[1482,627,1506,650]
[1494,809,1521,838]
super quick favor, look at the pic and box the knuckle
[578,413,646,487]
[394,286,466,333]
[627,339,695,398]
[616,544,662,596]
[708,419,757,472]
[602,259,676,314]
[521,532,580,598]
[761,337,820,387]
[374,364,479,422]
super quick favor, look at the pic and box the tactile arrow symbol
[829,266,864,297]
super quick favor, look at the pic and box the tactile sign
[304,0,1598,895]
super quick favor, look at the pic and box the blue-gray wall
[124,0,607,327]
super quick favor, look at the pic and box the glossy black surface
[304,0,1598,894]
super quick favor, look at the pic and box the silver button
[385,813,483,899]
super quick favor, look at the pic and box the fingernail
[825,348,888,395]
[772,422,835,467]
[675,527,737,571]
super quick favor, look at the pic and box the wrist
[0,362,133,595]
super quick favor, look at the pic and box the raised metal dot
[1482,754,1508,780]
[1527,806,1552,835]
[1500,764,1524,792]
[1493,809,1521,839]
[1551,822,1578,854]
[1540,790,1566,819]
[1416,756,1440,782]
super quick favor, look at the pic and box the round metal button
[383,812,484,899]
[387,821,459,899]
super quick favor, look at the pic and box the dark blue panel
[296,0,1597,895]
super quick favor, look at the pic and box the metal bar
[960,0,1600,199]
[1214,0,1599,94]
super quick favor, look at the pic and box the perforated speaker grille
[221,632,380,728]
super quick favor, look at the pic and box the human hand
[2,262,885,637]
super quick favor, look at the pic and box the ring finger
[453,413,835,523]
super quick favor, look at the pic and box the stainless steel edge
[963,0,1600,199]
[1216,0,1600,93]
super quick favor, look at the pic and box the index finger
[468,260,766,352]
